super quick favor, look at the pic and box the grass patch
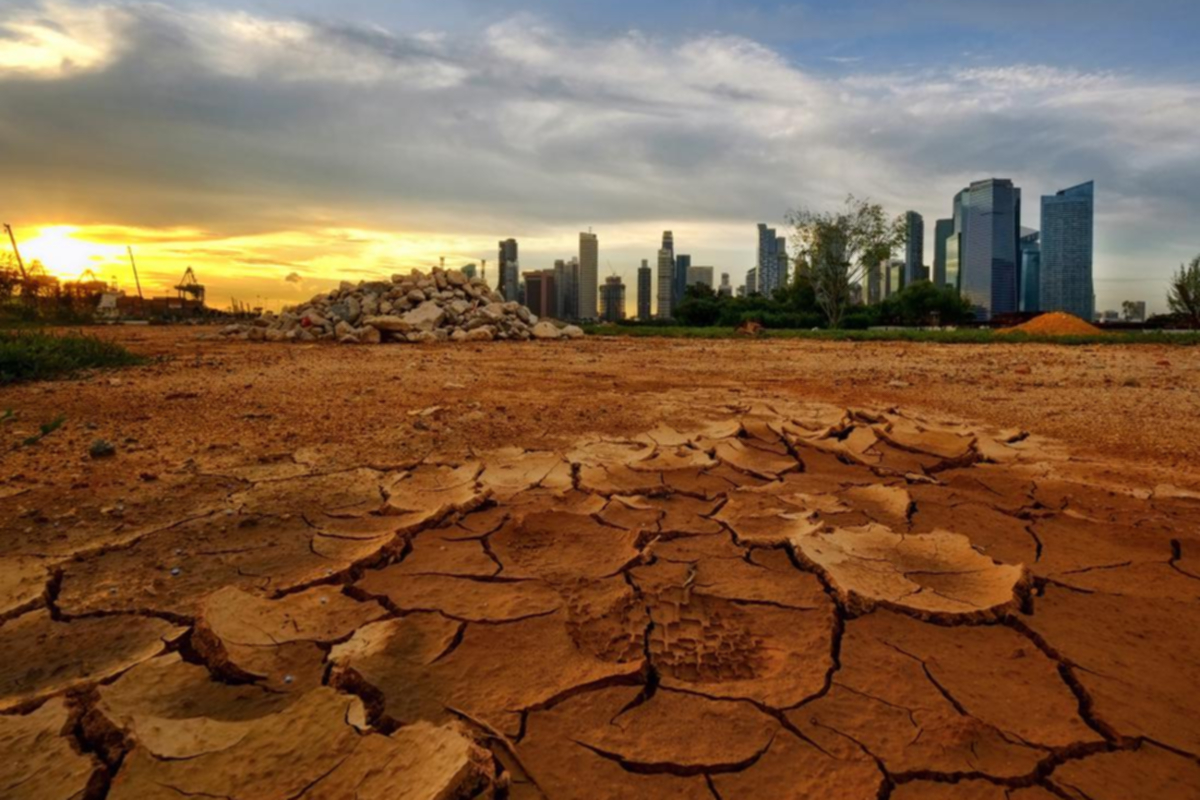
[583,326,1200,346]
[0,330,144,385]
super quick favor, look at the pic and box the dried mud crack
[3,400,1200,799]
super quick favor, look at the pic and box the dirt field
[3,328,1200,799]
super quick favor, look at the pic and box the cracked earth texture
[3,331,1200,799]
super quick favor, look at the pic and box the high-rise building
[600,275,626,323]
[555,258,580,321]
[674,254,691,306]
[637,259,652,321]
[884,259,905,299]
[1040,181,1095,322]
[578,231,599,320]
[523,270,558,320]
[953,179,1022,319]
[656,248,675,320]
[757,224,786,295]
[662,231,675,259]
[686,265,715,289]
[905,211,926,285]
[745,267,759,295]
[1020,231,1041,313]
[718,273,733,297]
[933,219,954,288]
[497,239,518,297]
[502,261,520,302]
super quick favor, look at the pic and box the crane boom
[3,224,28,280]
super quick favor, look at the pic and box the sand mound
[1000,312,1103,336]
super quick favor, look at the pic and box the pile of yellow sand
[999,312,1103,336]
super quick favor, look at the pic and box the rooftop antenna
[3,224,28,280]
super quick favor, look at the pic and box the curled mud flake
[632,557,835,708]
[713,439,801,480]
[385,532,500,578]
[518,688,713,800]
[909,493,1040,566]
[640,424,695,448]
[478,449,571,501]
[839,483,914,526]
[0,555,50,621]
[628,446,719,473]
[791,523,1028,619]
[1020,585,1200,755]
[357,570,563,623]
[715,489,827,547]
[106,688,373,800]
[0,698,105,800]
[711,730,884,800]
[383,462,488,520]
[301,721,497,800]
[1046,742,1200,800]
[192,585,388,691]
[578,463,665,496]
[489,511,642,584]
[598,496,664,531]
[872,416,978,462]
[0,610,185,712]
[331,611,642,738]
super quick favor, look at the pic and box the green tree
[1167,254,1200,328]
[878,280,975,327]
[787,196,903,328]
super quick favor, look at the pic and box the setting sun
[17,226,123,280]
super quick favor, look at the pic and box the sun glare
[18,226,122,279]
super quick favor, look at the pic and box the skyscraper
[953,179,1022,319]
[745,267,758,296]
[1040,182,1095,321]
[933,219,954,288]
[579,231,599,320]
[502,261,520,302]
[905,211,926,284]
[523,270,558,320]
[637,259,652,321]
[686,265,715,289]
[1020,231,1041,313]
[866,259,883,305]
[674,254,691,306]
[497,239,518,297]
[718,273,732,297]
[600,275,626,323]
[656,248,675,320]
[555,258,580,321]
[757,224,784,295]
[884,259,905,299]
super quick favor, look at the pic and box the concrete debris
[219,267,585,344]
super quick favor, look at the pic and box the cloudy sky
[1,0,1198,312]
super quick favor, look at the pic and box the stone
[531,321,562,340]
[403,300,446,332]
[561,324,585,339]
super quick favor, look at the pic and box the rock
[465,327,495,342]
[562,325,585,339]
[532,322,562,340]
[334,320,355,339]
[89,440,117,459]
[404,301,447,333]
[447,269,468,287]
[359,325,382,345]
[362,315,409,333]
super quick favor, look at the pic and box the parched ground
[2,328,1200,800]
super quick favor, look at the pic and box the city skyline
[2,0,1197,315]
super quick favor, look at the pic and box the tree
[1167,255,1200,328]
[878,280,975,327]
[787,196,904,328]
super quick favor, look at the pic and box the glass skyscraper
[1020,231,1041,313]
[904,211,925,285]
[756,224,786,296]
[1040,182,1095,321]
[952,179,1022,319]
[636,259,652,321]
[934,218,954,288]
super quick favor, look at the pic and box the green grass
[582,325,1200,346]
[0,330,144,385]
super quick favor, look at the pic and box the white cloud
[0,2,125,78]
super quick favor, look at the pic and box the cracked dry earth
[4,401,1200,800]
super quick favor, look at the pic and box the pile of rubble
[221,267,584,344]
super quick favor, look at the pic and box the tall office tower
[662,231,675,258]
[954,178,1022,319]
[578,232,599,320]
[600,275,626,323]
[933,219,954,288]
[866,259,883,305]
[656,248,675,319]
[555,258,580,321]
[718,273,733,297]
[674,254,691,306]
[1020,231,1041,313]
[498,239,518,296]
[776,236,790,288]
[884,259,905,299]
[686,265,715,289]
[904,211,925,284]
[523,270,558,320]
[1040,182,1095,322]
[502,261,520,302]
[745,267,759,295]
[757,224,783,295]
[637,259,653,320]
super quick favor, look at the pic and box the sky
[1,0,1198,314]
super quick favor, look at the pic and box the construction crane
[127,247,145,314]
[175,266,206,304]
[3,224,28,280]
